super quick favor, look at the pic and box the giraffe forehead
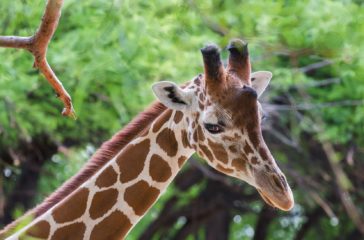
[201,104,232,125]
[193,86,259,131]
[200,72,244,96]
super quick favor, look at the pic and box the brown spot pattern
[51,222,86,240]
[244,141,254,155]
[124,180,160,216]
[199,144,213,162]
[251,156,259,164]
[89,188,118,220]
[20,220,50,239]
[232,158,247,172]
[193,130,198,142]
[117,139,150,183]
[149,154,172,182]
[199,101,204,110]
[197,126,205,142]
[95,166,118,188]
[152,110,172,133]
[90,210,132,240]
[52,188,89,223]
[181,130,191,148]
[229,145,237,153]
[265,164,271,172]
[208,139,228,164]
[247,122,260,147]
[216,164,234,174]
[259,147,269,161]
[156,128,178,157]
[199,93,204,102]
[178,156,188,167]
[173,111,183,124]
[222,135,234,141]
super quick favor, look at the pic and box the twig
[0,0,75,118]
[297,84,364,235]
[294,207,323,240]
[272,78,342,91]
[263,125,299,149]
[321,141,364,235]
[303,78,341,88]
[0,36,32,49]
[309,191,336,219]
[346,146,355,166]
[263,99,364,111]
[282,164,336,219]
[298,59,333,73]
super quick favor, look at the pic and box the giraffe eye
[204,123,224,134]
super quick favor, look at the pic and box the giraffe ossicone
[2,39,294,240]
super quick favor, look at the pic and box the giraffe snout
[255,170,294,211]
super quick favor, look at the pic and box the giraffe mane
[0,101,167,237]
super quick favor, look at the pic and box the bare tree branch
[263,99,364,111]
[321,141,364,235]
[253,205,276,240]
[294,86,364,235]
[282,164,337,219]
[0,0,75,118]
[303,78,341,88]
[298,59,333,73]
[263,125,300,149]
[0,36,32,49]
[294,208,324,240]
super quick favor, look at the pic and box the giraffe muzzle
[255,170,294,211]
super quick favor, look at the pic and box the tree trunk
[204,208,231,240]
[0,134,57,225]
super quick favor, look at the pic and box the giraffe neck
[8,109,195,240]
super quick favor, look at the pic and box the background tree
[0,0,363,239]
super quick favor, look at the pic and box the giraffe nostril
[272,174,287,192]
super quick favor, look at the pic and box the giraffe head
[152,39,294,211]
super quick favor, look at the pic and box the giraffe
[1,39,294,240]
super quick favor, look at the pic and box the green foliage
[35,145,93,203]
[1,0,363,148]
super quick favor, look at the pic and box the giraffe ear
[152,81,193,110]
[251,71,272,98]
